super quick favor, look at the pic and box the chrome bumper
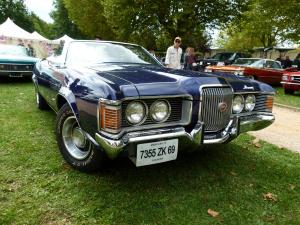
[95,113,275,159]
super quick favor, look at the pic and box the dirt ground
[249,106,300,153]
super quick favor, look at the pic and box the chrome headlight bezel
[232,95,245,114]
[125,101,147,125]
[244,94,256,112]
[150,100,171,123]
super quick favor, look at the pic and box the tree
[0,0,34,32]
[50,0,85,39]
[30,13,52,38]
[63,0,249,50]
[218,0,300,51]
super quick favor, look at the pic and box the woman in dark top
[184,47,197,70]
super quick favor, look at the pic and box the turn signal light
[99,103,121,133]
[265,96,274,112]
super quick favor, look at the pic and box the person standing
[293,54,300,70]
[165,37,182,69]
[184,47,197,70]
[283,56,292,68]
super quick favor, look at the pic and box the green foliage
[50,0,85,39]
[62,0,250,51]
[219,0,300,51]
[0,0,34,32]
[30,13,52,39]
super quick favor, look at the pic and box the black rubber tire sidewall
[56,103,106,172]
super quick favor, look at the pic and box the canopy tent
[53,34,74,43]
[0,18,32,40]
[30,31,49,41]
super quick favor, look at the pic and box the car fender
[57,86,79,122]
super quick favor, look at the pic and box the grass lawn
[1,81,300,225]
[274,87,300,108]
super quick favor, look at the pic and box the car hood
[0,54,39,63]
[70,64,273,101]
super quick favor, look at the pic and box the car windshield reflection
[0,44,28,56]
[65,42,161,66]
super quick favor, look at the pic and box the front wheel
[284,89,294,95]
[56,104,106,172]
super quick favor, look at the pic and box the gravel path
[249,106,300,153]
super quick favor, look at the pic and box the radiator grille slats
[201,87,233,132]
[0,64,34,71]
[121,98,183,127]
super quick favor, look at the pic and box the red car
[281,71,300,94]
[205,58,296,85]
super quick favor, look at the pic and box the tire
[56,103,106,172]
[284,89,294,95]
[36,91,49,110]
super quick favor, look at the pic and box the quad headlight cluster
[232,94,256,114]
[125,100,171,125]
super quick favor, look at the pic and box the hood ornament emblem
[218,102,228,113]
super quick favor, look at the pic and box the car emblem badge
[218,102,228,113]
[243,85,254,90]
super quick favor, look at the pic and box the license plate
[136,139,178,167]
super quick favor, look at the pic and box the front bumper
[281,82,300,91]
[95,113,275,159]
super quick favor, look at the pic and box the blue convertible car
[32,41,275,171]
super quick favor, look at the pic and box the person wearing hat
[165,37,183,69]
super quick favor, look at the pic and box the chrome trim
[199,84,234,132]
[281,82,300,86]
[234,91,275,95]
[95,112,275,160]
[0,70,33,73]
[198,84,232,121]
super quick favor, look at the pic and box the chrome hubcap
[72,127,86,149]
[62,116,91,160]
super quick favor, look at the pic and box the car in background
[198,52,251,70]
[0,44,39,78]
[33,40,275,172]
[281,71,300,94]
[205,58,297,85]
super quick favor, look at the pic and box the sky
[24,0,54,23]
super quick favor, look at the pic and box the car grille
[200,87,233,132]
[121,98,183,127]
[292,77,300,83]
[0,64,34,71]
[253,94,272,113]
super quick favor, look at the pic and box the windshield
[65,42,161,66]
[211,53,234,61]
[0,45,28,56]
[232,58,261,66]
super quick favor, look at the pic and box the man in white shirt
[165,37,182,69]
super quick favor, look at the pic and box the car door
[262,60,284,84]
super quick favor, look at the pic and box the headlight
[125,101,146,124]
[232,95,244,114]
[150,100,170,123]
[244,95,256,112]
[204,68,212,72]
[282,75,289,81]
[234,70,244,76]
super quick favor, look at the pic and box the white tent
[30,31,49,41]
[53,34,74,43]
[0,18,32,39]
